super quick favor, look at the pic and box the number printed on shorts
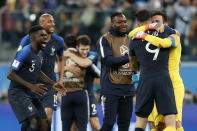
[91,104,97,115]
[145,42,160,60]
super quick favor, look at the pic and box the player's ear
[136,21,140,27]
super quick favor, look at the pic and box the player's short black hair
[111,12,123,22]
[76,35,91,46]
[135,9,151,22]
[151,11,168,23]
[29,25,45,36]
[64,34,77,48]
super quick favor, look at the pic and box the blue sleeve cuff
[168,36,175,47]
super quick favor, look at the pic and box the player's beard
[114,27,126,35]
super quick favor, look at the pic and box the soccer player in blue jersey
[17,13,65,126]
[83,50,101,131]
[128,10,177,131]
[7,25,66,131]
[98,12,134,131]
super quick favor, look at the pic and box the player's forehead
[114,14,126,22]
[78,44,90,49]
[152,15,163,21]
[40,14,54,22]
[36,29,47,36]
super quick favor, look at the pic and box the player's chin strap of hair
[91,64,101,77]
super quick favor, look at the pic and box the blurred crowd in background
[0,0,197,104]
[0,0,197,61]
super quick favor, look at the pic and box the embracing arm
[128,26,146,38]
[99,36,129,67]
[64,51,92,68]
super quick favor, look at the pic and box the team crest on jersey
[50,46,56,56]
[120,45,129,56]
[28,105,33,112]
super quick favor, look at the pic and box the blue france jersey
[129,25,176,78]
[19,34,65,81]
[9,45,42,92]
[84,51,99,95]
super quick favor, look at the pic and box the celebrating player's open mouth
[41,41,47,49]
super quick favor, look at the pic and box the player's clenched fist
[133,31,147,40]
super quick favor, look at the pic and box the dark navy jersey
[99,28,135,96]
[18,34,65,81]
[129,25,176,78]
[9,45,42,95]
[84,51,99,95]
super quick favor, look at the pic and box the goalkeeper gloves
[145,23,158,30]
[145,23,165,33]
[132,31,147,40]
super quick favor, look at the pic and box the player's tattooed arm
[7,69,47,96]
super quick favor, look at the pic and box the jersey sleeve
[128,26,146,38]
[144,34,180,48]
[10,47,30,71]
[87,52,98,64]
[164,25,176,35]
[17,35,30,51]
[57,37,65,57]
[99,36,129,67]
[144,35,173,48]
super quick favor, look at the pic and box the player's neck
[31,44,39,54]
